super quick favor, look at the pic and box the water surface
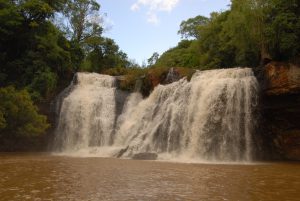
[0,153,299,201]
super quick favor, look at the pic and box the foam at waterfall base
[53,149,260,165]
[156,152,261,165]
[53,146,125,158]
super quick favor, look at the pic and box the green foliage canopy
[178,15,209,39]
[156,0,300,69]
[155,40,201,68]
[63,0,102,43]
[0,86,49,138]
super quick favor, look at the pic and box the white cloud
[131,0,180,25]
[130,3,140,11]
[147,12,159,25]
[131,0,180,12]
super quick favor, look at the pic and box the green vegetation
[0,86,49,137]
[155,40,201,68]
[155,0,300,69]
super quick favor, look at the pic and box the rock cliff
[260,62,300,160]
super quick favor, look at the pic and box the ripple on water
[0,154,299,201]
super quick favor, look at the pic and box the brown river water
[0,153,299,201]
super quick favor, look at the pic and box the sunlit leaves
[178,15,209,39]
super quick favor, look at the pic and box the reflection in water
[0,153,299,201]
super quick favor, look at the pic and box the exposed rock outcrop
[132,152,158,160]
[260,62,300,160]
[115,146,129,158]
[147,67,195,90]
[263,62,300,95]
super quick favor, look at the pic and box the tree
[178,15,209,39]
[265,0,300,61]
[225,0,270,64]
[43,0,68,13]
[198,11,239,68]
[29,69,57,100]
[0,109,5,130]
[155,40,201,68]
[0,86,49,138]
[63,0,103,43]
[147,52,160,66]
[0,0,74,100]
[83,37,130,72]
[19,0,54,23]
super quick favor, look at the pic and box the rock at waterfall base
[132,153,158,160]
[116,146,129,158]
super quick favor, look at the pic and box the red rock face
[261,62,300,160]
[147,72,163,89]
[147,67,182,90]
[264,62,300,95]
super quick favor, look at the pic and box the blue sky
[99,0,230,65]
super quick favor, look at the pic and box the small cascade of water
[133,76,144,92]
[54,68,259,162]
[164,67,180,84]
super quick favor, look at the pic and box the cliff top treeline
[153,0,300,69]
[0,0,299,151]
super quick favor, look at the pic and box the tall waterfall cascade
[54,68,259,162]
[54,73,118,151]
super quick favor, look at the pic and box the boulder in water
[115,146,129,158]
[132,152,158,160]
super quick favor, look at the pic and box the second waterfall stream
[53,68,259,162]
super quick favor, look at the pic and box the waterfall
[54,68,259,162]
[53,73,118,152]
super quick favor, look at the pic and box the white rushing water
[54,73,118,151]
[54,68,259,162]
